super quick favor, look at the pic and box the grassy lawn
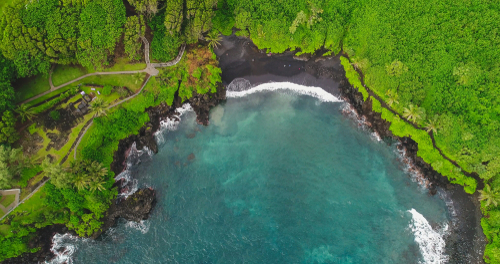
[0,187,66,234]
[13,74,51,103]
[25,86,73,108]
[52,59,146,87]
[100,58,146,72]
[25,71,144,108]
[0,195,15,208]
[0,224,9,236]
[51,65,88,87]
[74,73,147,92]
[19,172,46,201]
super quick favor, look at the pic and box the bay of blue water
[71,92,450,264]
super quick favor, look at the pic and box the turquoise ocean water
[58,90,452,264]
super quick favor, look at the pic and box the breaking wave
[226,78,342,103]
[114,142,153,199]
[46,233,82,264]
[408,209,449,264]
[154,103,194,144]
[125,220,150,234]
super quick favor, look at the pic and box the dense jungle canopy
[0,0,500,262]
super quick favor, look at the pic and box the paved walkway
[1,38,186,222]
[0,189,20,215]
[19,37,184,105]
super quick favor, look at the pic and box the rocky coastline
[2,72,226,264]
[3,34,485,263]
[216,34,486,263]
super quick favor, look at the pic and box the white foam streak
[226,81,342,103]
[114,142,151,199]
[46,233,82,264]
[125,220,150,234]
[408,209,448,264]
[154,103,194,144]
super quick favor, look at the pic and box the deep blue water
[64,91,451,264]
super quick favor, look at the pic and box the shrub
[117,87,129,98]
[102,85,113,96]
[28,124,37,135]
[340,56,369,101]
[49,111,60,121]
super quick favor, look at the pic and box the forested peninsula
[0,0,499,263]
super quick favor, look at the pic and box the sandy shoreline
[215,34,486,263]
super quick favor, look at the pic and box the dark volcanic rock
[190,83,227,126]
[110,87,226,175]
[92,188,156,239]
[1,225,70,264]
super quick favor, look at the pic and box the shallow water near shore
[63,91,454,264]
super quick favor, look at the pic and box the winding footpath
[2,38,186,221]
[20,38,185,105]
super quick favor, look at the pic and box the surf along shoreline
[216,34,486,263]
[4,34,485,263]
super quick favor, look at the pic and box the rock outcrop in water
[93,188,156,239]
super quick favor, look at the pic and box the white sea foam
[114,142,152,198]
[395,144,432,189]
[46,233,82,264]
[371,131,382,142]
[154,103,194,144]
[226,79,342,103]
[125,220,150,234]
[408,209,449,264]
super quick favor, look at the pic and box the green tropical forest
[0,0,499,262]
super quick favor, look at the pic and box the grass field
[0,195,15,208]
[74,73,147,92]
[25,86,72,107]
[51,59,147,87]
[13,74,50,103]
[51,65,88,87]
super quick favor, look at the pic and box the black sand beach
[214,34,486,264]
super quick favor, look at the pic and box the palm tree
[479,184,500,208]
[385,90,399,107]
[425,115,440,135]
[88,161,108,179]
[133,72,143,85]
[15,104,36,123]
[89,178,107,192]
[403,104,424,124]
[90,98,109,118]
[206,32,222,49]
[73,173,90,191]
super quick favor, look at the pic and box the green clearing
[74,73,147,92]
[51,59,146,87]
[13,74,50,103]
[101,58,146,72]
[0,195,15,208]
[51,65,88,87]
[25,86,72,108]
[27,73,145,110]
